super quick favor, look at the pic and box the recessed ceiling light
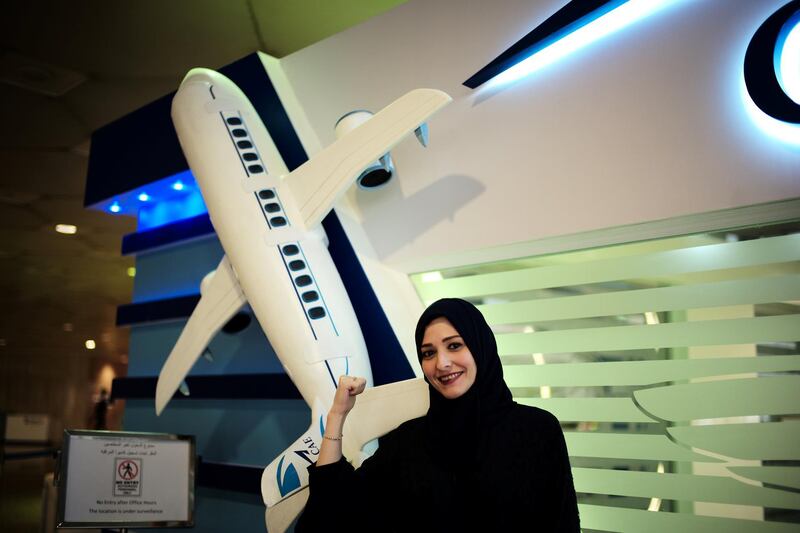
[138,192,150,202]
[85,339,96,350]
[55,224,77,234]
[0,52,86,96]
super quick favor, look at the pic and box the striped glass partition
[411,229,800,532]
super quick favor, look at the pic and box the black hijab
[414,298,514,468]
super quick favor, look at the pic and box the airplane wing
[342,378,429,464]
[155,255,247,415]
[287,88,451,229]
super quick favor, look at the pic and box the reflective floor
[0,454,52,533]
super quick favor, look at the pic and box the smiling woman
[297,298,580,532]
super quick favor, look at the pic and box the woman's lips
[437,371,463,386]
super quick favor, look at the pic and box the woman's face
[420,317,477,399]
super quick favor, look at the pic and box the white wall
[279,0,800,270]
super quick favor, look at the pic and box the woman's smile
[437,371,464,385]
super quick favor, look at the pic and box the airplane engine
[334,110,396,189]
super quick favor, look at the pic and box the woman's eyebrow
[420,335,462,348]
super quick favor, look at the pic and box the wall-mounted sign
[4,413,50,442]
[56,430,195,529]
[744,0,800,125]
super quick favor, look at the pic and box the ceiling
[0,1,405,367]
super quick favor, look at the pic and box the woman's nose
[436,353,452,369]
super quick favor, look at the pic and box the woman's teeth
[439,372,463,384]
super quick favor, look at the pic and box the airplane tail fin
[265,486,309,533]
[260,398,327,508]
[261,380,429,532]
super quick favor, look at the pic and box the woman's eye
[421,350,435,359]
[448,342,462,350]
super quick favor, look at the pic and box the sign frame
[56,429,195,529]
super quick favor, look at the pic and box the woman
[297,298,579,532]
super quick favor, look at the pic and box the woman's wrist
[317,412,346,466]
[326,412,346,432]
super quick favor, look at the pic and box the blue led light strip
[464,0,678,89]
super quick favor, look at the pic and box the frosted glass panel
[412,230,800,530]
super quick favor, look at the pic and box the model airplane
[158,67,450,518]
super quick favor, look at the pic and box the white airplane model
[158,67,450,522]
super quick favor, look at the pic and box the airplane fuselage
[172,70,374,504]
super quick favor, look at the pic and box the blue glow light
[486,0,680,89]
[137,187,207,230]
[741,74,800,146]
[90,169,208,230]
[776,11,800,105]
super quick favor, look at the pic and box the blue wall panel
[127,320,284,378]
[131,237,224,303]
[144,487,266,533]
[124,400,308,466]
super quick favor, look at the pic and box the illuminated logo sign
[741,1,800,145]
[744,1,800,125]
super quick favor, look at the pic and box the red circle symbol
[118,459,138,480]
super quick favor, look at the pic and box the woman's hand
[329,375,367,417]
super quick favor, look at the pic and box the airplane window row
[255,188,289,229]
[223,114,265,175]
[280,243,327,322]
[224,114,284,227]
